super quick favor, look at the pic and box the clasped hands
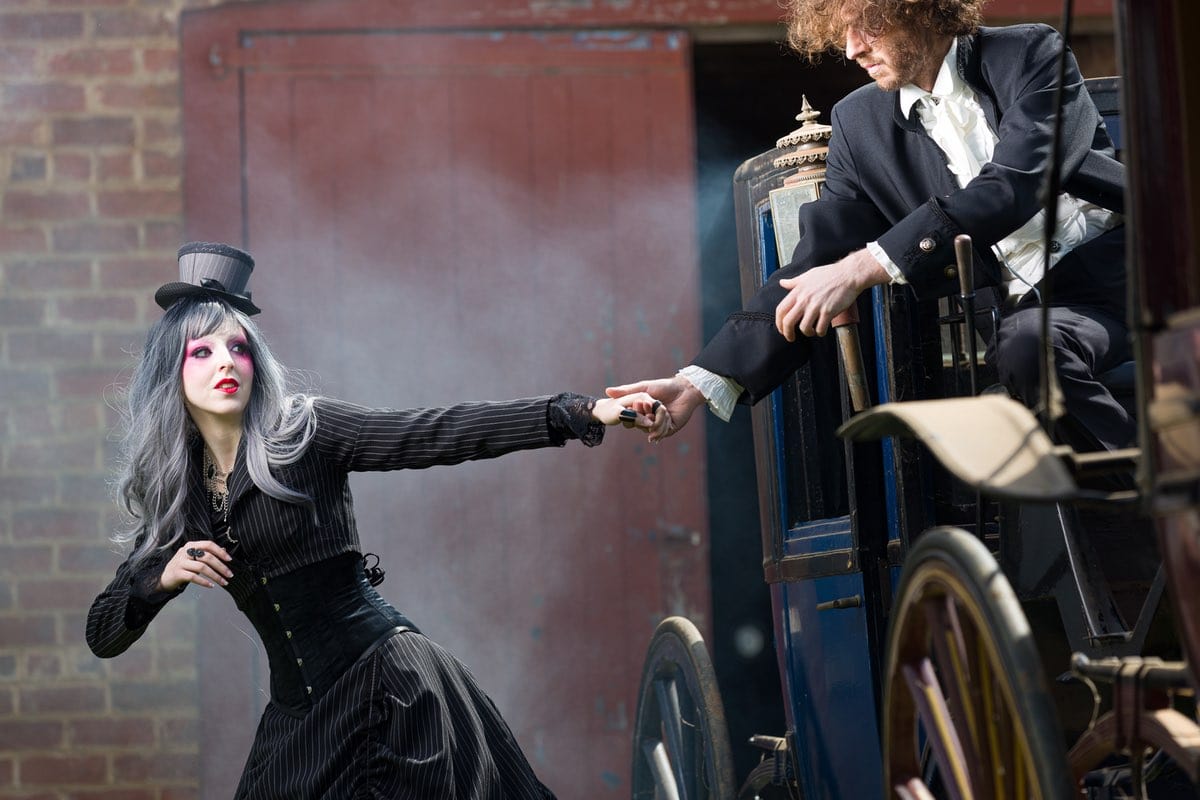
[591,392,673,440]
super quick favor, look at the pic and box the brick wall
[0,2,234,797]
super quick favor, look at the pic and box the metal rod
[1039,0,1076,433]
[955,234,984,540]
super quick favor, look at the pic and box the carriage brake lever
[832,304,870,412]
[955,234,979,398]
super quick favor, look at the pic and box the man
[612,0,1131,455]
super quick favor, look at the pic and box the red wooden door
[182,19,706,800]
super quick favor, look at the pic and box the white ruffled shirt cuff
[677,365,743,423]
[867,240,907,284]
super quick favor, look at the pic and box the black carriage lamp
[769,98,871,412]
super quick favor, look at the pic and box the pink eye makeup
[181,330,254,376]
[179,324,255,420]
[229,338,253,361]
[186,342,212,359]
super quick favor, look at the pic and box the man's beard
[875,30,938,91]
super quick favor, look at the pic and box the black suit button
[944,266,958,279]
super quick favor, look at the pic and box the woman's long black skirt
[234,631,557,799]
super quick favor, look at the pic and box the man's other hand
[775,248,890,340]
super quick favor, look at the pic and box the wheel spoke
[943,597,982,749]
[902,658,974,800]
[926,594,990,800]
[641,738,682,800]
[1014,740,1027,800]
[896,777,939,800]
[653,674,692,800]
[978,637,1007,798]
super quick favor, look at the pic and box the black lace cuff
[124,554,183,629]
[548,393,606,447]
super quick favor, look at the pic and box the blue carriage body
[737,158,897,798]
[732,77,1130,799]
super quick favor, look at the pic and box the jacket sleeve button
[919,237,937,253]
[944,266,958,279]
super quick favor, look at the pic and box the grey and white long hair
[113,297,317,566]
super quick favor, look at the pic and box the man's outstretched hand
[591,392,672,439]
[606,375,706,443]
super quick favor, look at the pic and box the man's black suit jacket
[693,23,1125,404]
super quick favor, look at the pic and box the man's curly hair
[784,0,987,61]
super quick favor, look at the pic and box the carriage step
[745,735,796,793]
[748,734,787,753]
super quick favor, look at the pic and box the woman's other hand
[591,392,672,441]
[158,541,234,591]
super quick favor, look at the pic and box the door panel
[186,27,705,798]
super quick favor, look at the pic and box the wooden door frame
[179,0,781,244]
[179,0,1114,241]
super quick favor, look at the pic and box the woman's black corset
[223,551,416,716]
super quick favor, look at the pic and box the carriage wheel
[631,616,737,800]
[882,527,1074,800]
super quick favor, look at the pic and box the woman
[86,242,667,799]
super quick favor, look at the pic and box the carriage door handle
[815,594,863,612]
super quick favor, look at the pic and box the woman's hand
[591,392,672,441]
[606,376,704,442]
[158,541,234,592]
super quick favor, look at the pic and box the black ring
[651,401,662,413]
[186,547,205,560]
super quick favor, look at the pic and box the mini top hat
[154,242,261,316]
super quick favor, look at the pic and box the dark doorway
[692,37,867,784]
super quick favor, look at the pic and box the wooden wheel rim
[882,528,1072,800]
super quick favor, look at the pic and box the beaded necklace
[203,446,231,522]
